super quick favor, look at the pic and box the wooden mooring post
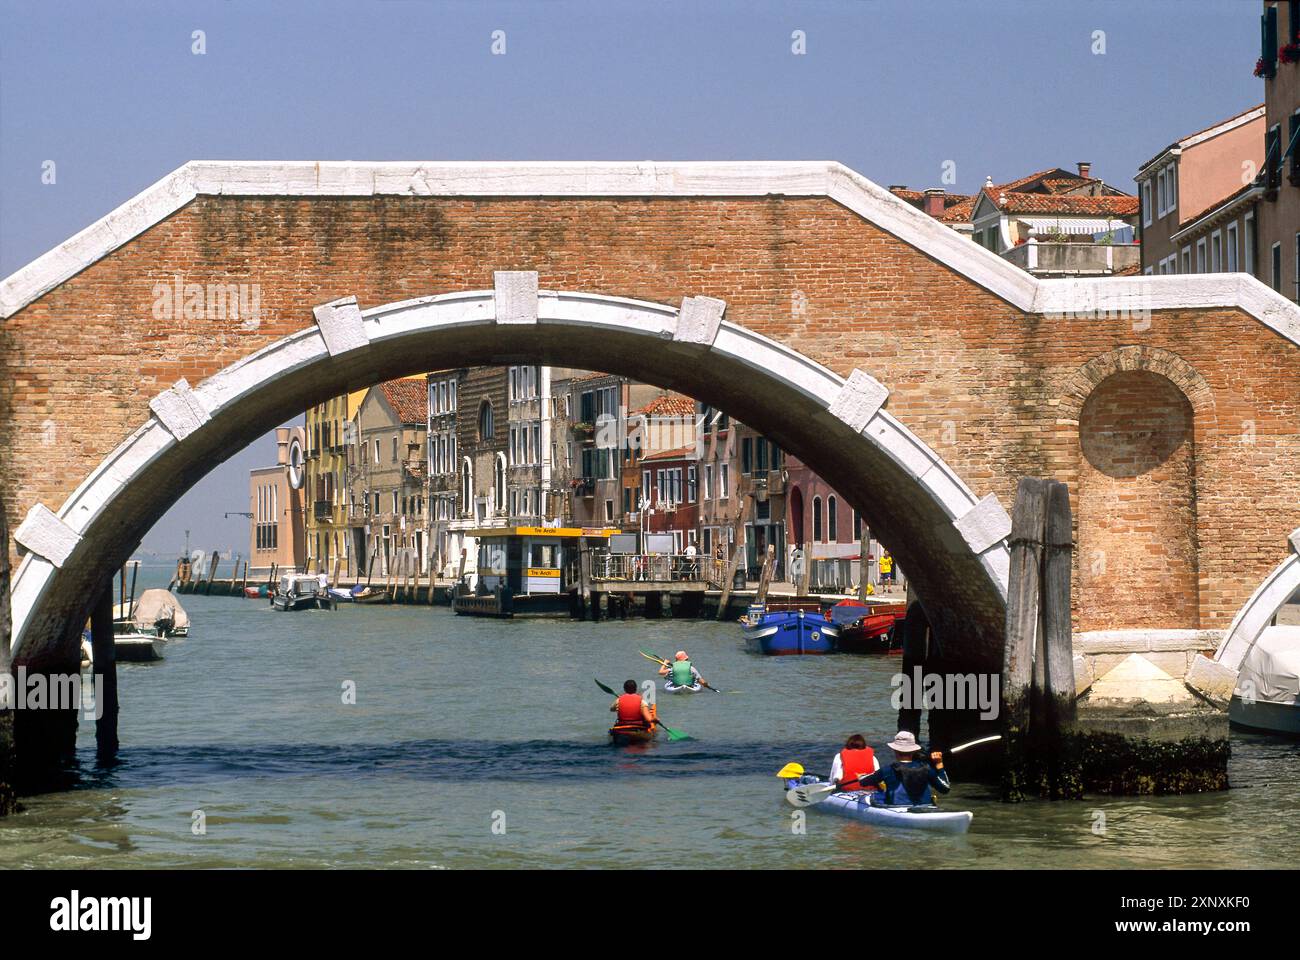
[90,585,119,762]
[1000,477,1082,802]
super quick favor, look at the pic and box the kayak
[609,724,656,746]
[664,681,701,694]
[783,777,972,834]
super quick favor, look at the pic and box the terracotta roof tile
[982,187,1138,217]
[635,392,696,417]
[378,378,428,424]
[641,445,697,463]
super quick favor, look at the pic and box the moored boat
[114,631,167,662]
[1229,626,1300,735]
[743,603,840,655]
[782,776,972,833]
[271,573,329,611]
[832,600,907,654]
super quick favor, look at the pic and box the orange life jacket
[616,693,648,727]
[838,747,876,792]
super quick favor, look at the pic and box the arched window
[827,497,838,541]
[460,458,472,517]
[478,400,494,440]
[494,453,507,513]
[812,496,823,542]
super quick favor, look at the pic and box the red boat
[829,600,907,654]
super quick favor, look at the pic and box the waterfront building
[695,401,739,569]
[426,368,462,576]
[1135,105,1266,276]
[628,393,698,550]
[563,373,658,528]
[734,423,787,580]
[783,455,891,592]
[303,391,364,576]
[247,426,307,576]
[350,378,428,577]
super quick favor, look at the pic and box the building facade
[351,378,428,577]
[248,426,307,576]
[303,391,362,575]
[1258,0,1300,301]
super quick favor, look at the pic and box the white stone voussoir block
[14,503,82,568]
[1290,527,1300,557]
[952,494,1012,555]
[827,369,889,434]
[148,378,210,441]
[673,296,726,347]
[313,295,369,355]
[494,271,539,325]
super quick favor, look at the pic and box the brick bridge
[3,161,1299,689]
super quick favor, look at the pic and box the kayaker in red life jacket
[610,680,655,729]
[829,733,880,792]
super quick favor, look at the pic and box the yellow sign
[468,526,622,539]
[527,568,561,578]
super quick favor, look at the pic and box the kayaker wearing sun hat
[658,650,704,689]
[829,733,880,792]
[852,731,951,806]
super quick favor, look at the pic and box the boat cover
[131,588,190,631]
[1235,626,1300,704]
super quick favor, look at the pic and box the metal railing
[589,553,707,583]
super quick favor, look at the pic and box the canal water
[3,565,1298,870]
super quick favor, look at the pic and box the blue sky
[0,0,1264,555]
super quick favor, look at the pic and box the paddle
[595,679,691,741]
[638,649,723,694]
[780,735,1003,808]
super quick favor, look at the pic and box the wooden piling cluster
[1001,477,1083,802]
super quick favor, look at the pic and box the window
[812,497,823,542]
[373,438,380,465]
[1211,231,1222,272]
[704,463,713,500]
[1272,242,1284,293]
[1292,110,1300,185]
[1267,125,1282,190]
[1196,238,1207,273]
[719,463,729,499]
[1181,246,1191,274]
[1245,211,1258,275]
[741,437,753,474]
[392,491,399,514]
[687,466,697,502]
[1156,169,1166,218]
[1261,5,1278,80]
[604,500,614,523]
[1166,163,1177,214]
[1226,223,1239,273]
[756,438,769,472]
[827,497,838,541]
[392,436,399,462]
[1141,180,1152,227]
[478,401,494,440]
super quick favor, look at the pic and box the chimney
[922,188,946,217]
[1077,161,1092,178]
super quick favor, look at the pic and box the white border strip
[5,160,1297,348]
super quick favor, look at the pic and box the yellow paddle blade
[776,762,805,779]
[638,649,669,665]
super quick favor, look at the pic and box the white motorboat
[1229,626,1300,735]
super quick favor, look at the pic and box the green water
[2,567,1297,869]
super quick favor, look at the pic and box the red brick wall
[3,194,1300,639]
[1076,370,1199,629]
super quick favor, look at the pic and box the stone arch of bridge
[8,282,1013,673]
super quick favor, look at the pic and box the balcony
[1002,239,1140,277]
[571,477,596,497]
[313,500,334,522]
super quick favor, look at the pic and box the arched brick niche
[1054,347,1216,630]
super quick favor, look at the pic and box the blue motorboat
[742,602,840,655]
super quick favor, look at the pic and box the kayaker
[854,731,951,806]
[658,651,704,689]
[829,733,879,792]
[610,680,655,729]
